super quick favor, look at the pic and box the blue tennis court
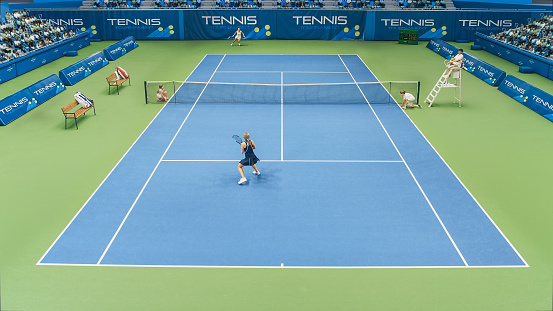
[38,54,527,268]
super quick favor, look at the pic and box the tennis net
[144,80,420,106]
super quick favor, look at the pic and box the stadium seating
[216,0,258,8]
[397,0,445,9]
[276,0,321,8]
[0,10,79,64]
[491,14,553,60]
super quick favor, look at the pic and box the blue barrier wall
[498,75,553,122]
[475,33,553,80]
[103,36,138,60]
[59,51,109,85]
[0,75,66,125]
[29,9,550,41]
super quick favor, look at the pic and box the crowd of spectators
[338,0,384,9]
[94,0,142,8]
[276,0,322,8]
[157,0,202,8]
[216,0,260,8]
[1,10,78,64]
[491,15,553,59]
[398,0,446,9]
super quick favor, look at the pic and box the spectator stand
[149,0,202,8]
[395,0,448,9]
[476,32,553,80]
[489,14,553,61]
[1,10,85,67]
[82,0,143,8]
[1,29,90,85]
[277,0,321,9]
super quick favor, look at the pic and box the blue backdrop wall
[29,9,550,41]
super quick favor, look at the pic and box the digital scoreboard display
[399,29,419,45]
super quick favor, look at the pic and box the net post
[417,81,421,106]
[144,81,148,104]
[171,81,175,104]
[388,81,392,104]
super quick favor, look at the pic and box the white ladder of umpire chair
[425,60,462,107]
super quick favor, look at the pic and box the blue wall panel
[29,9,549,42]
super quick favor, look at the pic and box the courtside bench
[106,72,130,95]
[61,99,96,129]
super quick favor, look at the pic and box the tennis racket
[232,135,242,144]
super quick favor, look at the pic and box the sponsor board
[498,75,553,122]
[59,51,109,85]
[0,75,66,125]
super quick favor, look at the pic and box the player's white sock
[238,177,247,184]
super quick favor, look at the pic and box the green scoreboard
[398,29,419,45]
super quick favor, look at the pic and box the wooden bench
[61,99,96,129]
[106,72,130,95]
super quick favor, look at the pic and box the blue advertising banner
[462,52,505,86]
[475,33,553,79]
[0,89,34,126]
[182,10,275,40]
[32,10,101,39]
[498,75,553,122]
[374,11,457,41]
[59,61,89,86]
[83,51,109,73]
[426,39,457,59]
[59,51,108,85]
[28,9,548,42]
[453,11,533,41]
[29,74,67,105]
[120,36,139,52]
[31,10,180,41]
[103,42,125,61]
[276,10,365,40]
[427,39,506,86]
[0,74,65,125]
[100,10,180,40]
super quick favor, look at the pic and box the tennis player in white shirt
[231,28,245,46]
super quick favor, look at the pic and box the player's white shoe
[239,43,241,46]
[238,177,247,184]
[253,170,260,175]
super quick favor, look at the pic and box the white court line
[216,71,349,73]
[281,71,284,161]
[35,56,210,266]
[96,55,227,265]
[356,56,529,267]
[338,55,469,266]
[36,262,527,269]
[161,159,404,163]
